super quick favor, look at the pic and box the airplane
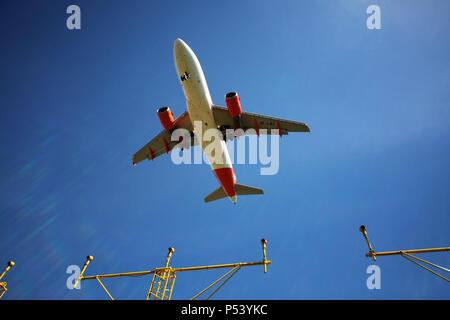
[132,38,310,204]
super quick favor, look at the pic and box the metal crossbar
[75,239,271,300]
[360,225,449,282]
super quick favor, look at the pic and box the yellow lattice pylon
[74,239,271,300]
[146,248,176,300]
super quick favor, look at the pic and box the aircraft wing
[132,111,196,165]
[211,105,310,137]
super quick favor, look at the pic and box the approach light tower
[360,225,450,282]
[74,239,271,300]
[0,261,15,299]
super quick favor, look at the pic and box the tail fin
[204,184,264,203]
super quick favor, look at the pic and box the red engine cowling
[225,92,242,118]
[157,106,175,131]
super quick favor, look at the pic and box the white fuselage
[173,38,232,171]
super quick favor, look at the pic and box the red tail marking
[213,167,236,197]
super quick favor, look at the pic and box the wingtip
[305,124,311,133]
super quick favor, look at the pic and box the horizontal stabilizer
[235,184,264,196]
[204,186,227,203]
[204,184,264,203]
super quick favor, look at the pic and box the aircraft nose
[174,38,187,52]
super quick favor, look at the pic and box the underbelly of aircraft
[187,99,232,171]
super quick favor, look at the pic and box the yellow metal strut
[359,225,450,282]
[0,261,15,299]
[74,239,271,300]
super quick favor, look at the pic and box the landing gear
[219,125,234,141]
[180,72,190,81]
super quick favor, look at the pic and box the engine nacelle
[157,106,175,131]
[225,92,242,118]
[225,92,243,129]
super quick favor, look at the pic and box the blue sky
[1,0,449,299]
